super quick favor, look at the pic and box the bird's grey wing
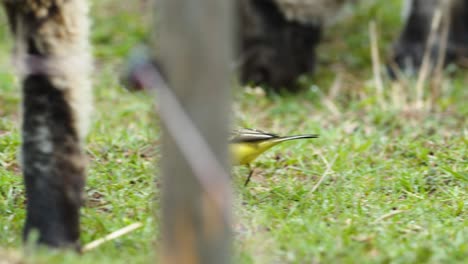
[230,128,279,143]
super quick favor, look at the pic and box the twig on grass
[326,74,343,116]
[415,7,443,109]
[82,222,143,252]
[373,210,406,224]
[308,153,338,196]
[312,75,341,117]
[430,1,451,109]
[369,21,385,108]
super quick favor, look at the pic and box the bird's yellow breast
[230,141,278,165]
[231,143,260,165]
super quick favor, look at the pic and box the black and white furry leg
[2,0,92,249]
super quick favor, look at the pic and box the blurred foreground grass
[0,0,466,263]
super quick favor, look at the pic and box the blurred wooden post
[156,0,233,263]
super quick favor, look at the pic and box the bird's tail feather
[274,134,319,143]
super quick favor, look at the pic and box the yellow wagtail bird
[230,129,319,186]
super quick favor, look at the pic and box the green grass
[1,0,467,263]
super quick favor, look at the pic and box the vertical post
[157,0,233,263]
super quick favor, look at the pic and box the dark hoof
[23,225,81,252]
